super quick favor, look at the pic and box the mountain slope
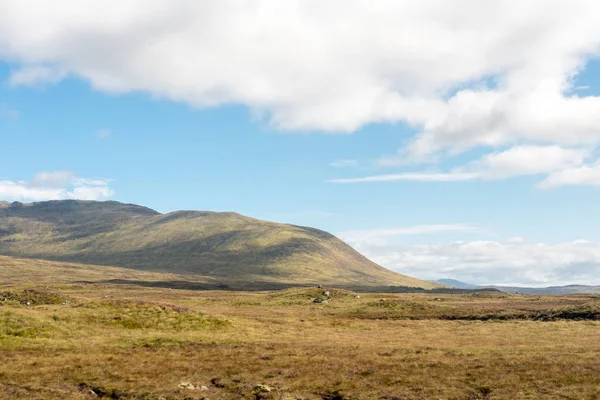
[0,200,441,289]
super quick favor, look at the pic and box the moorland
[1,256,599,400]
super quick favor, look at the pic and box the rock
[355,295,361,299]
[200,385,209,391]
[379,298,386,302]
[317,285,323,288]
[254,384,272,393]
[322,291,330,296]
[179,382,197,390]
[313,298,325,304]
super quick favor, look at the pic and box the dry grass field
[1,257,600,400]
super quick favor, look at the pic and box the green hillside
[0,200,441,289]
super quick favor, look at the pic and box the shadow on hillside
[76,279,501,293]
[77,279,307,291]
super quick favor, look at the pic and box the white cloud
[7,66,67,87]
[330,159,358,168]
[339,224,479,245]
[3,2,600,191]
[0,1,599,149]
[539,161,600,188]
[331,145,595,186]
[459,145,589,179]
[344,235,600,286]
[0,171,115,202]
[328,172,478,184]
[29,170,75,188]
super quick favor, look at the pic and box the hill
[0,200,441,289]
[485,284,600,295]
[435,276,600,294]
[436,279,479,289]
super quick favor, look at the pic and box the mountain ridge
[437,277,600,294]
[0,200,441,289]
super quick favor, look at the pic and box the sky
[1,1,600,286]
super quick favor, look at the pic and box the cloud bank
[341,227,600,286]
[0,171,115,202]
[0,2,599,142]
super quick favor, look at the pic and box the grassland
[1,257,600,399]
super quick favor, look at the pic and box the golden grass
[1,258,599,399]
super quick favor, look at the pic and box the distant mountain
[436,278,600,294]
[436,279,479,289]
[0,200,442,289]
[485,285,600,295]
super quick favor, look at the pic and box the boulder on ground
[254,384,272,392]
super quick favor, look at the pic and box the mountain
[485,285,600,295]
[435,276,600,294]
[0,200,441,289]
[436,279,479,289]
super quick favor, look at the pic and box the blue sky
[1,1,600,286]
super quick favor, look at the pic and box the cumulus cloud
[342,233,600,286]
[539,161,600,188]
[2,2,600,189]
[0,171,115,202]
[459,145,589,179]
[0,1,599,143]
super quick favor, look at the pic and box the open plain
[1,257,599,400]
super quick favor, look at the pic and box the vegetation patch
[0,289,70,306]
[0,311,50,338]
[342,299,444,320]
[441,304,600,321]
[85,300,230,331]
[321,389,357,400]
